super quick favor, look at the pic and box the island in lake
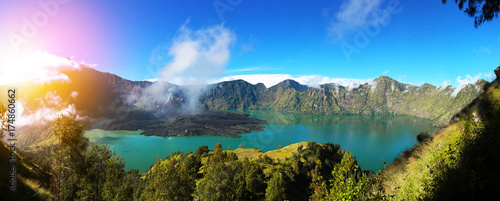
[100,110,266,138]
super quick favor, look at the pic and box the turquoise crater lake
[84,110,438,172]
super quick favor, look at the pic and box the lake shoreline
[85,110,438,172]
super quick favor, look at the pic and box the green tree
[234,159,266,200]
[119,169,145,201]
[197,160,265,200]
[182,154,202,177]
[326,151,370,200]
[309,167,328,201]
[53,113,87,168]
[265,171,287,201]
[50,147,80,201]
[442,0,500,27]
[195,144,209,157]
[102,152,126,201]
[50,113,87,201]
[142,154,201,201]
[210,141,226,164]
[76,144,125,201]
[196,162,234,201]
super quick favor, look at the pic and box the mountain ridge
[1,67,486,125]
[202,75,487,125]
[0,67,488,149]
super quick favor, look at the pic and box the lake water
[84,110,438,172]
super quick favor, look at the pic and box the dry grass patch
[227,142,309,161]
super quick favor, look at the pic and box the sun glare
[0,51,80,85]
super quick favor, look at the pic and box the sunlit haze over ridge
[1,0,499,88]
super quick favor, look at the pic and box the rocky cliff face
[201,76,487,125]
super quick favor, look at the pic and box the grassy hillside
[381,67,500,200]
[227,141,309,161]
[0,143,52,201]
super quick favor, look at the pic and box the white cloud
[17,103,78,127]
[484,73,496,81]
[438,80,452,91]
[217,74,292,88]
[216,74,374,89]
[16,91,83,127]
[382,70,389,75]
[295,75,375,90]
[158,23,235,85]
[225,67,267,73]
[45,91,62,106]
[473,46,492,54]
[452,73,482,96]
[396,74,406,81]
[0,51,81,85]
[328,0,385,41]
[136,23,235,114]
[70,91,79,99]
[239,42,254,54]
[442,80,450,87]
[144,78,158,82]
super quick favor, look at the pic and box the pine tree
[53,113,87,170]
[76,144,125,200]
[209,142,226,164]
[196,162,234,201]
[195,145,209,157]
[118,169,144,200]
[325,151,370,200]
[197,160,266,201]
[141,153,201,201]
[309,166,328,201]
[50,113,86,201]
[265,171,287,201]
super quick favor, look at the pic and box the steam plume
[135,24,235,116]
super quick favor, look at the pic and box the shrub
[417,132,432,144]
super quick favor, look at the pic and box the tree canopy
[442,0,500,27]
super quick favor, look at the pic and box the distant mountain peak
[475,79,488,86]
[269,79,309,92]
[375,75,395,81]
[221,79,251,85]
[420,83,437,90]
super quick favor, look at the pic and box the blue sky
[1,0,499,88]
